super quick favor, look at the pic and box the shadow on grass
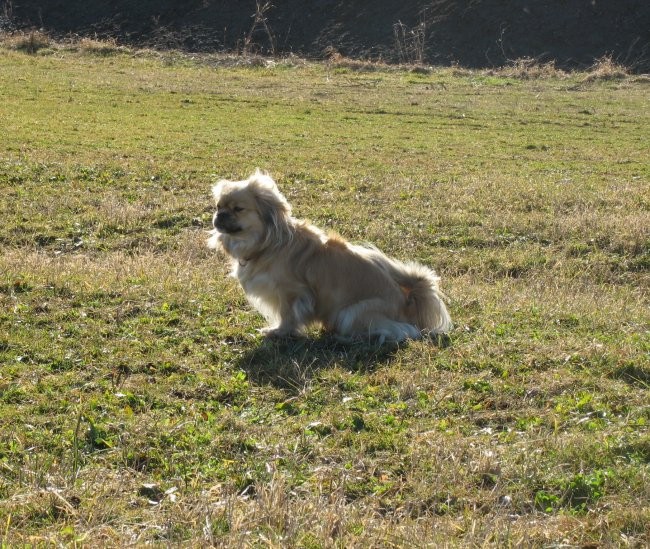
[609,362,650,389]
[234,333,451,393]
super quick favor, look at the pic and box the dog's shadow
[234,333,451,393]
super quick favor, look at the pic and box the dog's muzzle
[213,211,242,234]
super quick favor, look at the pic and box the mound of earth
[6,0,650,71]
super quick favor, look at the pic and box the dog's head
[208,170,293,258]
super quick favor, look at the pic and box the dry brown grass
[0,42,647,547]
[0,30,130,56]
[1,29,51,53]
[71,36,129,56]
[498,57,569,79]
[582,55,631,82]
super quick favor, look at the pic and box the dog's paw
[259,327,303,339]
[425,330,452,348]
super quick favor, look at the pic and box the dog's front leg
[260,293,313,338]
[260,312,302,338]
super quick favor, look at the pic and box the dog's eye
[233,206,244,213]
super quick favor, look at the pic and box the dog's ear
[248,172,292,218]
[248,172,293,244]
[212,179,229,203]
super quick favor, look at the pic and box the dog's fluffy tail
[360,247,452,334]
[396,260,452,334]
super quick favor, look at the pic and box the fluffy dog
[208,171,452,342]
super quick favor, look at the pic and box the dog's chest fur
[234,262,282,322]
[236,264,274,296]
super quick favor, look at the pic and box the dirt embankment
[4,0,650,71]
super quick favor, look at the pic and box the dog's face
[209,171,293,258]
[212,184,265,236]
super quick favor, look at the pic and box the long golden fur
[208,171,452,342]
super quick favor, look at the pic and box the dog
[208,170,452,343]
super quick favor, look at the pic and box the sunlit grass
[0,41,648,546]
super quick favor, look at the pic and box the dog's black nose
[214,211,230,229]
[214,211,241,233]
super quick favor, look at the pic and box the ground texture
[0,41,648,546]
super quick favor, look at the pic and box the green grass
[0,42,649,546]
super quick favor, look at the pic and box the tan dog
[208,171,452,343]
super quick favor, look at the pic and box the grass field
[0,39,649,546]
